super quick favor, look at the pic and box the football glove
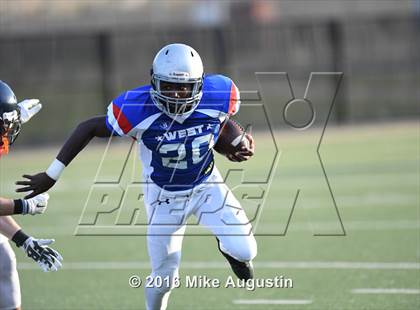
[21,237,63,272]
[21,193,49,215]
[16,172,56,199]
[18,99,42,124]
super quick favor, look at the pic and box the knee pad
[238,236,257,262]
[221,235,257,263]
[216,238,255,280]
[149,266,179,294]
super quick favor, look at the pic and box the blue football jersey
[106,74,240,191]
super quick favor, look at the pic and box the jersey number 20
[159,134,214,169]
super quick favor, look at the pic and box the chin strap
[0,136,9,156]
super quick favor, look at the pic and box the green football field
[0,121,418,310]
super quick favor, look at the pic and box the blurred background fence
[0,0,418,145]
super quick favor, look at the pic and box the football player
[16,43,256,310]
[0,81,63,310]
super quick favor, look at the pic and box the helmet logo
[169,71,190,78]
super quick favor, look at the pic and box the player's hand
[16,173,56,199]
[21,237,63,272]
[22,193,49,215]
[18,99,42,124]
[227,134,255,162]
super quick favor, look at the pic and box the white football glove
[18,99,42,124]
[22,193,49,215]
[22,237,63,272]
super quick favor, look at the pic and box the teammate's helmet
[150,43,204,116]
[0,81,21,150]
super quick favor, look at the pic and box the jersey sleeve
[105,92,136,137]
[225,79,241,116]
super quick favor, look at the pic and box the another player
[0,81,63,310]
[16,43,256,310]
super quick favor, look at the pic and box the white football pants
[144,167,257,310]
[0,241,21,310]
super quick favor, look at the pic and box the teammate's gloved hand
[21,237,63,272]
[21,193,49,215]
[18,99,42,124]
[16,173,56,199]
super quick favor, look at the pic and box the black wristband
[12,229,30,248]
[13,199,24,214]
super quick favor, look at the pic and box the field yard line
[233,299,312,305]
[17,261,420,270]
[251,261,420,270]
[259,219,420,232]
[19,219,420,236]
[351,288,420,294]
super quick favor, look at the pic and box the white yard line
[17,261,420,270]
[351,288,420,294]
[233,299,312,305]
[18,219,420,236]
[248,261,420,270]
[259,219,420,232]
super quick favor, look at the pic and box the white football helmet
[150,43,204,116]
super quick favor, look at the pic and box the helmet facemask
[151,74,203,117]
[0,109,21,146]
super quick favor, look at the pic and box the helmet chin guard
[0,109,21,146]
[150,43,204,117]
[0,80,21,147]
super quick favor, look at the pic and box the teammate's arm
[0,198,14,216]
[0,193,49,216]
[0,216,63,271]
[16,116,113,199]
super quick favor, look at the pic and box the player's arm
[0,216,63,271]
[16,116,113,199]
[55,115,112,165]
[0,193,49,216]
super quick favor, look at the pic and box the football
[214,118,249,156]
